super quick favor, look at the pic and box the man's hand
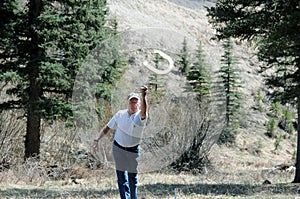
[91,139,99,154]
[140,85,148,96]
[91,125,110,153]
[140,86,148,120]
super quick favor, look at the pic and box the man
[93,86,148,199]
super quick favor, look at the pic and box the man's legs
[128,172,138,199]
[116,170,130,199]
[113,142,140,199]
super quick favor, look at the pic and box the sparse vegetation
[254,89,265,112]
[274,134,285,152]
[266,118,277,138]
[282,108,295,134]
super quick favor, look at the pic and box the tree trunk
[25,103,41,159]
[24,0,43,159]
[293,89,300,183]
[25,59,42,159]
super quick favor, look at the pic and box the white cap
[127,92,140,101]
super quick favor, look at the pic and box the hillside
[106,0,296,173]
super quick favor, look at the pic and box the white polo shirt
[107,109,147,147]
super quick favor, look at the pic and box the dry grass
[0,111,297,198]
[0,87,297,199]
[0,161,298,199]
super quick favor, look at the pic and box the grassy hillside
[107,0,296,170]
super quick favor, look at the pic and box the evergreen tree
[218,38,243,143]
[148,53,166,92]
[207,0,300,182]
[0,0,123,159]
[187,40,212,102]
[179,37,191,73]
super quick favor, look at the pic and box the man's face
[128,98,140,114]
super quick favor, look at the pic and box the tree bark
[25,100,41,159]
[24,0,43,159]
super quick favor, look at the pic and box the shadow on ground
[1,182,299,198]
[140,182,299,197]
[0,187,119,198]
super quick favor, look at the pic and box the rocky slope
[108,0,263,99]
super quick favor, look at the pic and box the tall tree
[218,38,243,143]
[179,37,191,74]
[0,0,122,159]
[187,40,212,102]
[207,1,300,182]
[148,54,166,92]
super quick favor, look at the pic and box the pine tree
[0,0,123,159]
[187,40,212,102]
[179,37,191,74]
[217,38,243,143]
[148,53,166,92]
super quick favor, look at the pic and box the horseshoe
[143,50,174,75]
